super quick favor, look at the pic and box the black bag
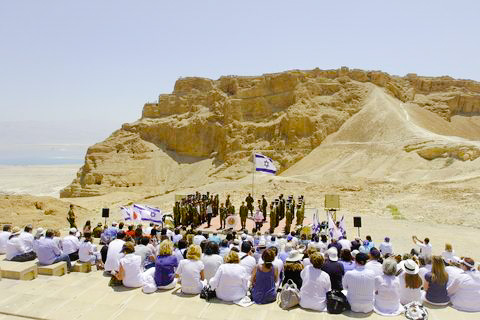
[200,285,216,301]
[326,290,350,314]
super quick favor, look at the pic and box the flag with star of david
[254,153,277,174]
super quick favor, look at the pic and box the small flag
[121,206,132,221]
[312,209,321,233]
[254,153,277,174]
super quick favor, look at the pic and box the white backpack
[278,279,300,310]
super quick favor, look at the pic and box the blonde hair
[224,251,240,264]
[307,246,317,257]
[445,243,452,252]
[158,240,173,256]
[186,244,202,261]
[431,255,448,284]
[405,273,422,289]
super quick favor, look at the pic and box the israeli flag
[254,153,277,174]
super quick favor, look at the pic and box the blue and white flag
[254,153,277,174]
[133,204,163,223]
[121,206,133,221]
[312,209,321,234]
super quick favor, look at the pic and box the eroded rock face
[61,68,480,197]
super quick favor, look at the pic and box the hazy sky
[1,0,479,133]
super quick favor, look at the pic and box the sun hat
[35,228,45,238]
[461,258,475,269]
[258,239,266,248]
[351,250,359,258]
[286,250,303,262]
[11,226,21,236]
[69,228,77,233]
[326,248,339,261]
[402,259,420,275]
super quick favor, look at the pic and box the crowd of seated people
[1,220,480,315]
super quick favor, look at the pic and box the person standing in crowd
[218,203,227,230]
[67,204,77,229]
[239,201,248,230]
[209,251,249,302]
[299,252,331,311]
[206,202,213,228]
[343,253,376,313]
[447,258,480,312]
[398,259,423,305]
[373,259,404,316]
[261,195,268,222]
[254,207,263,231]
[251,248,278,304]
[269,204,276,233]
[245,193,254,216]
[423,255,450,305]
[175,245,205,294]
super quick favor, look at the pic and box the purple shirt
[154,255,179,287]
[321,260,345,290]
[35,238,61,265]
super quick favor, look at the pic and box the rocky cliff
[60,67,480,198]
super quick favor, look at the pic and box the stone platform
[0,271,477,320]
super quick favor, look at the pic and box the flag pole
[252,151,255,198]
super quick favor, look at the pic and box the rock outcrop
[61,67,480,198]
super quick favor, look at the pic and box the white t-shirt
[374,274,403,316]
[202,254,224,281]
[417,243,432,258]
[79,241,97,263]
[176,259,205,294]
[338,239,352,251]
[19,232,34,252]
[239,253,256,277]
[6,237,27,260]
[209,264,248,301]
[0,231,12,254]
[342,266,376,313]
[365,260,383,278]
[172,234,183,244]
[379,242,393,255]
[104,239,125,272]
[398,272,422,305]
[193,235,206,246]
[62,235,80,255]
[120,253,144,288]
[300,265,331,311]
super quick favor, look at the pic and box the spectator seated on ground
[299,252,331,312]
[104,231,126,273]
[282,250,304,289]
[398,259,423,305]
[365,248,383,278]
[239,241,256,277]
[92,223,103,238]
[340,249,355,272]
[63,228,80,261]
[175,244,205,294]
[301,246,317,268]
[116,242,152,290]
[6,227,37,261]
[134,237,155,269]
[251,248,278,304]
[373,258,404,316]
[379,237,393,257]
[0,224,12,254]
[322,248,345,290]
[202,241,224,282]
[209,251,248,302]
[342,252,376,313]
[34,229,72,271]
[447,258,480,312]
[424,255,450,306]
[153,240,178,290]
[79,232,103,270]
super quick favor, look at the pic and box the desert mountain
[60,67,480,198]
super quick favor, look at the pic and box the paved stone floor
[0,272,478,320]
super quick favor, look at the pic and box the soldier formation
[172,192,305,234]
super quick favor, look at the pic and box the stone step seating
[37,261,67,276]
[72,261,92,273]
[0,260,38,280]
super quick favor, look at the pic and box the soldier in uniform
[269,203,276,233]
[239,201,248,230]
[278,194,285,221]
[285,201,293,234]
[67,204,77,229]
[274,199,280,227]
[181,201,188,226]
[296,199,305,227]
[173,201,180,227]
[192,202,200,227]
[261,195,268,222]
[218,203,227,230]
[245,193,254,216]
[213,194,219,217]
[225,194,231,209]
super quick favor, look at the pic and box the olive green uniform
[239,205,248,230]
[296,203,305,226]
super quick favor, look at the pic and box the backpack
[200,285,216,301]
[278,279,300,309]
[404,302,428,320]
[326,290,350,314]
